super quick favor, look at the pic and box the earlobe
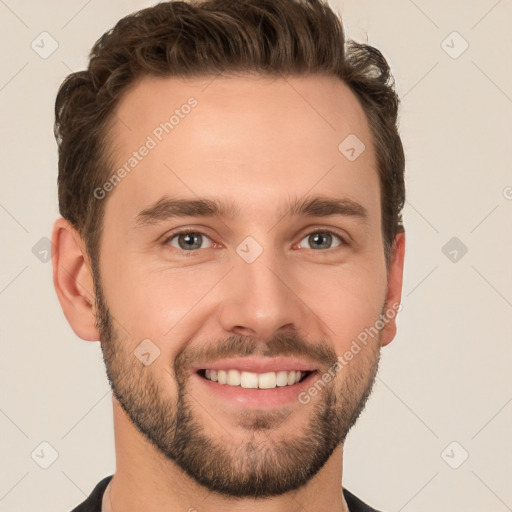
[380,229,406,347]
[51,217,100,342]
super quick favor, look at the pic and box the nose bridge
[218,238,303,337]
[238,239,289,306]
[242,248,284,300]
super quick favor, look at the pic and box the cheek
[302,264,387,350]
[100,252,220,340]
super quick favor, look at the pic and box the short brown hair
[54,0,405,275]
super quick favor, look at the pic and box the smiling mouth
[197,369,313,389]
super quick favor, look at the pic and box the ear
[380,229,406,347]
[51,217,100,341]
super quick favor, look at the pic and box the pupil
[181,233,200,250]
[312,233,330,249]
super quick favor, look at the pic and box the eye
[163,230,214,252]
[296,230,345,251]
[161,228,347,255]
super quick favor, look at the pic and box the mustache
[173,331,338,380]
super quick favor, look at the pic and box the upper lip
[191,357,318,375]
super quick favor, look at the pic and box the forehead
[104,73,380,227]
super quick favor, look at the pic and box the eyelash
[161,228,348,255]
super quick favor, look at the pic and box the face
[92,73,401,498]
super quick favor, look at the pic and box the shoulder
[69,475,113,512]
[343,488,384,512]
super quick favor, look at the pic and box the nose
[217,245,308,341]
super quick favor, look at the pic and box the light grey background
[1,1,511,511]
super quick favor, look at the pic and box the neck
[108,401,350,512]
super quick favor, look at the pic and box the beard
[93,270,382,498]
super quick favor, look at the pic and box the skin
[52,73,405,512]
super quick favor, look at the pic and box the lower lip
[192,371,318,407]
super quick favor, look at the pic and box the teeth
[276,370,289,387]
[240,371,258,389]
[203,369,306,388]
[259,372,277,389]
[287,371,295,385]
[227,369,241,386]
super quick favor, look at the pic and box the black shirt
[70,474,382,512]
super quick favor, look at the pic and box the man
[52,0,406,510]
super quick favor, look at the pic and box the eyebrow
[133,194,369,229]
